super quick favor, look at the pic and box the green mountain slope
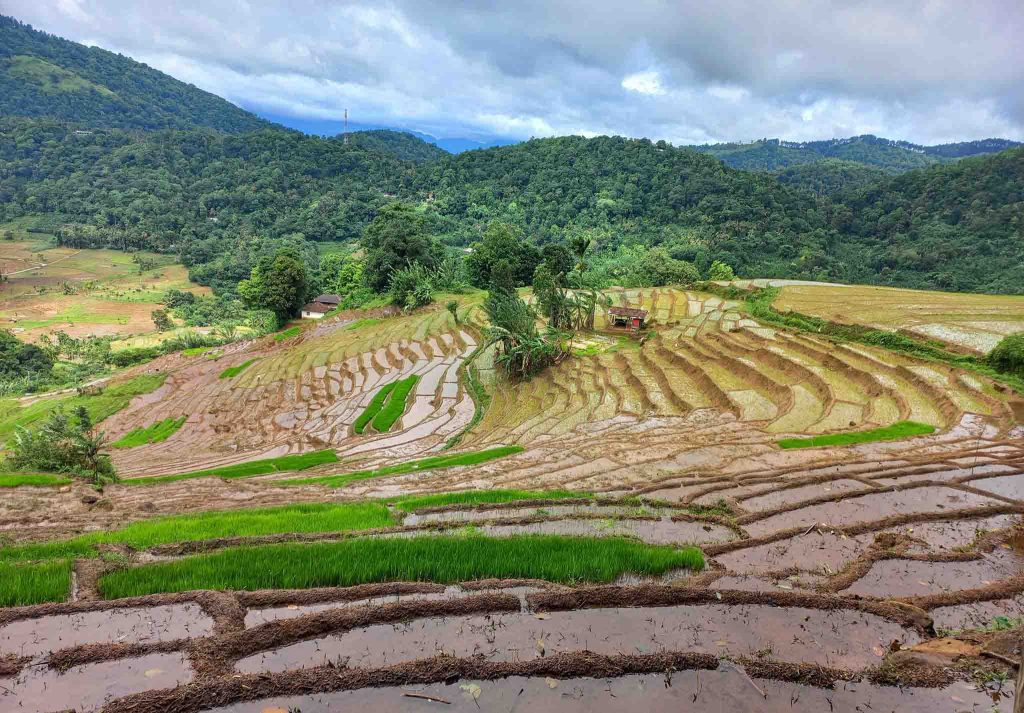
[772,159,891,197]
[835,146,1024,294]
[693,135,1019,173]
[347,130,448,163]
[0,15,268,133]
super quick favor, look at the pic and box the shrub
[988,333,1024,377]
[108,347,162,367]
[707,260,736,281]
[389,262,434,309]
[6,407,116,485]
[163,289,196,308]
[151,309,173,331]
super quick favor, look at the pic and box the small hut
[607,306,648,332]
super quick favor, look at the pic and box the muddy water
[843,549,1024,598]
[931,594,1024,631]
[716,531,873,575]
[402,504,663,526]
[236,604,916,674]
[480,517,736,545]
[0,652,191,713]
[206,668,1006,713]
[877,514,1021,551]
[874,463,1019,485]
[741,479,872,510]
[970,473,1024,502]
[244,592,456,627]
[0,604,213,657]
[745,487,1002,537]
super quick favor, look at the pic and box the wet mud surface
[236,603,917,674]
[191,668,1010,713]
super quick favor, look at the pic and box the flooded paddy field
[2,297,1023,712]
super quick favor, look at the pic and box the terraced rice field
[1,439,1021,712]
[0,241,209,341]
[2,285,1023,711]
[103,307,479,478]
[770,281,1024,354]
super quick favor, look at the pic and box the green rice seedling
[280,445,524,488]
[273,326,302,341]
[345,318,384,331]
[110,415,186,448]
[777,420,936,449]
[219,358,257,379]
[370,375,419,432]
[0,502,393,563]
[0,472,73,488]
[390,488,589,512]
[98,535,705,597]
[0,560,72,606]
[121,449,339,486]
[352,381,398,434]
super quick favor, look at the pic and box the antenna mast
[343,109,349,145]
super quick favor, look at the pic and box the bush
[389,262,434,309]
[108,347,162,367]
[988,333,1024,377]
[151,309,172,331]
[164,289,196,308]
[708,260,736,281]
[6,407,116,485]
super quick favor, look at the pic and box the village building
[607,306,648,331]
[300,294,342,319]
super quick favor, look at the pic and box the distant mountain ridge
[0,15,269,133]
[690,135,1021,172]
[258,112,517,154]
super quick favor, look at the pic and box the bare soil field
[0,240,209,341]
[2,289,1022,712]
[770,281,1024,354]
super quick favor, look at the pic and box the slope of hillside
[346,129,449,163]
[0,118,416,290]
[836,147,1024,294]
[772,159,890,197]
[694,135,1020,172]
[0,15,268,133]
[416,135,840,279]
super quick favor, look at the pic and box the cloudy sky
[7,0,1024,144]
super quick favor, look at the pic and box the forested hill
[693,135,1020,173]
[346,130,449,163]
[416,135,840,277]
[0,16,268,133]
[0,118,416,291]
[833,146,1024,294]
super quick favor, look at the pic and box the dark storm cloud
[7,0,1023,143]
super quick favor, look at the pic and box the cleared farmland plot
[772,281,1024,354]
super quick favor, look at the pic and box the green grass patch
[345,317,383,331]
[0,373,167,443]
[97,535,705,597]
[444,341,490,449]
[219,359,257,379]
[353,381,398,434]
[121,449,339,486]
[0,560,73,606]
[0,502,393,564]
[273,326,302,341]
[370,375,419,432]
[777,420,936,449]
[280,445,525,488]
[0,472,73,488]
[390,489,591,512]
[182,346,208,357]
[110,416,186,449]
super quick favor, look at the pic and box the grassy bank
[0,472,73,488]
[0,373,167,442]
[121,449,339,486]
[371,374,419,432]
[777,420,937,449]
[273,326,302,341]
[444,340,490,449]
[98,535,705,598]
[0,502,394,563]
[353,381,398,434]
[0,560,73,607]
[111,415,186,448]
[391,489,591,512]
[279,445,525,488]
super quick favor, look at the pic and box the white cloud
[6,0,1024,145]
[621,71,666,96]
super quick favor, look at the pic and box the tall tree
[362,203,437,292]
[238,251,309,325]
